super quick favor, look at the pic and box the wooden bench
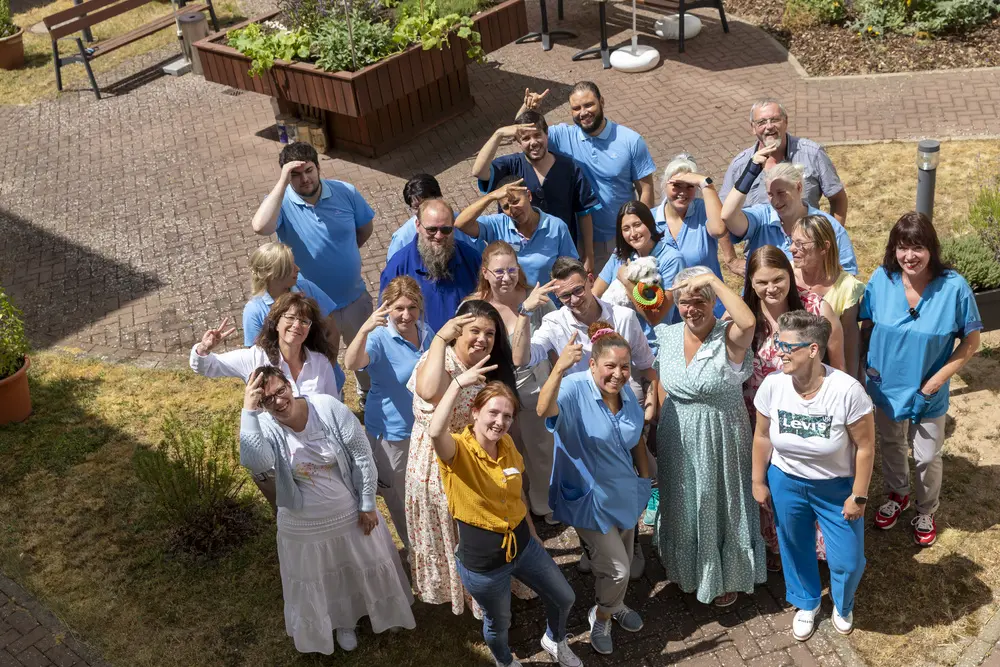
[42,0,219,99]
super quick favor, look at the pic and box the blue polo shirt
[548,121,656,242]
[652,198,726,319]
[275,179,374,309]
[477,208,578,289]
[379,237,483,333]
[386,214,484,262]
[734,203,857,276]
[240,278,345,393]
[477,152,601,243]
[546,372,651,533]
[599,239,686,341]
[362,321,434,440]
[859,267,982,422]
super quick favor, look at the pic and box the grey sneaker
[612,606,644,632]
[497,659,522,667]
[540,633,582,667]
[577,550,592,573]
[629,540,645,580]
[588,605,613,655]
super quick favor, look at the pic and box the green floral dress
[653,319,767,603]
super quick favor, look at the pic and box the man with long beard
[380,199,482,333]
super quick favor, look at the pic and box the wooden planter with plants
[0,288,31,425]
[0,0,25,71]
[194,0,527,157]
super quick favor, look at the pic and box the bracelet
[435,333,447,343]
[734,160,763,194]
[454,377,465,389]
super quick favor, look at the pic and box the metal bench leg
[717,0,730,32]
[206,1,220,31]
[51,42,63,91]
[76,38,101,100]
[678,0,686,53]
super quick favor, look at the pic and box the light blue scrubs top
[859,267,982,422]
[546,372,651,533]
[385,214,484,261]
[275,180,373,309]
[734,203,857,276]
[548,120,657,242]
[361,321,434,440]
[478,208,578,290]
[652,198,726,318]
[598,239,686,343]
[241,278,346,393]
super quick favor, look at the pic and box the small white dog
[601,255,661,308]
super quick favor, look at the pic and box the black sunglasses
[422,225,454,236]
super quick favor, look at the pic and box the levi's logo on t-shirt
[777,410,832,439]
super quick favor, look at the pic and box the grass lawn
[1,139,999,667]
[0,0,242,106]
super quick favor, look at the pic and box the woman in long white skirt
[240,365,415,655]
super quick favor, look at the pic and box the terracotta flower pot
[0,356,32,425]
[0,27,25,71]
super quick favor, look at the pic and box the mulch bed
[724,0,1000,76]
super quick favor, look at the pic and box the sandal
[713,592,738,607]
[767,551,782,572]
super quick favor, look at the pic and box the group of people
[189,81,984,665]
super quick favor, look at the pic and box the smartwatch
[852,495,868,505]
[517,303,532,317]
[700,176,714,189]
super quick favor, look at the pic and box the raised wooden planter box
[974,287,1000,332]
[194,0,527,157]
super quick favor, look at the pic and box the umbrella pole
[342,0,359,71]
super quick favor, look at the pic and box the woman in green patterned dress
[653,266,767,607]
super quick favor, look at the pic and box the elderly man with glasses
[719,99,849,225]
[379,199,482,333]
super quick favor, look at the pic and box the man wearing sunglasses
[379,199,482,333]
[719,99,848,224]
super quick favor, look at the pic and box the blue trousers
[456,536,575,665]
[767,466,866,617]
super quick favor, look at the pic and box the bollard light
[916,139,940,222]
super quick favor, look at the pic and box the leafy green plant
[313,11,400,72]
[782,0,847,29]
[0,288,29,380]
[227,22,312,76]
[394,0,486,17]
[968,168,1000,262]
[134,415,258,557]
[850,0,909,37]
[394,0,484,61]
[942,235,1000,292]
[913,0,1000,34]
[0,0,18,39]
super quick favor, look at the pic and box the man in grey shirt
[720,99,849,224]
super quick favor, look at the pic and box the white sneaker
[540,633,583,667]
[832,607,854,635]
[577,551,591,573]
[792,606,820,641]
[336,627,358,651]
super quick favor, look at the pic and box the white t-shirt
[753,365,873,480]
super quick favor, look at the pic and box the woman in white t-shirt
[751,311,875,642]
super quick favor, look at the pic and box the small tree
[0,288,30,380]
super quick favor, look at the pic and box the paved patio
[2,1,1000,665]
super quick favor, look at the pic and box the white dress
[276,403,415,654]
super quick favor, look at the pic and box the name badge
[502,467,521,478]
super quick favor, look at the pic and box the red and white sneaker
[874,493,910,530]
[912,513,937,547]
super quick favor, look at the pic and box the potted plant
[0,288,31,424]
[0,0,24,71]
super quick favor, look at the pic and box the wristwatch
[517,303,532,317]
[701,176,714,189]
[851,495,868,505]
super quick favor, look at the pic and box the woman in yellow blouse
[428,359,580,667]
[791,215,866,380]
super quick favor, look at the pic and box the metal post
[72,0,94,42]
[916,139,940,222]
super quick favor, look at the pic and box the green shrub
[134,415,258,557]
[850,0,909,37]
[0,288,29,380]
[913,0,1000,34]
[227,22,312,76]
[783,0,847,29]
[394,0,484,62]
[941,235,1000,292]
[313,11,401,72]
[393,0,486,18]
[0,0,17,39]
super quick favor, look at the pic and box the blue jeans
[767,466,866,617]
[456,536,575,666]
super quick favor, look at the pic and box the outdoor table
[637,0,730,52]
[570,0,612,69]
[516,0,576,51]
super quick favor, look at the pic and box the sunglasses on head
[772,333,811,354]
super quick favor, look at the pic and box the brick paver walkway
[2,1,1000,665]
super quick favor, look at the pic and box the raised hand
[280,160,307,182]
[491,178,526,202]
[437,313,477,343]
[668,172,706,187]
[523,87,549,112]
[244,369,264,411]
[523,280,558,312]
[554,332,584,373]
[454,355,498,389]
[197,317,237,355]
[667,272,717,292]
[752,141,779,165]
[361,302,391,335]
[497,124,539,140]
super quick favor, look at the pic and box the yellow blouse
[438,426,527,561]
[823,271,866,317]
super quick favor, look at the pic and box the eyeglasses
[261,384,289,408]
[556,284,587,303]
[773,333,811,354]
[789,241,815,250]
[422,225,454,236]
[281,313,313,327]
[490,267,519,279]
[753,117,784,128]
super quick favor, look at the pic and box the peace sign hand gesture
[523,280,558,313]
[361,302,391,335]
[454,355,498,390]
[437,313,477,343]
[522,88,549,112]
[197,317,237,355]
